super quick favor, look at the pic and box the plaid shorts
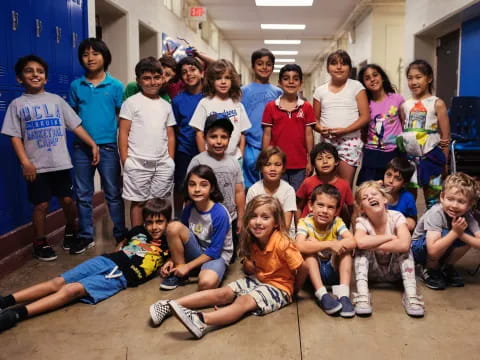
[227,276,291,315]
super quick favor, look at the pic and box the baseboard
[0,192,107,279]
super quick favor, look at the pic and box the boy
[69,38,126,253]
[172,56,204,217]
[187,114,246,257]
[296,142,354,225]
[241,48,283,189]
[411,172,480,290]
[382,157,417,231]
[262,64,315,191]
[119,57,176,227]
[0,198,171,333]
[1,55,99,261]
[295,184,356,317]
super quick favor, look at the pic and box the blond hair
[354,180,391,210]
[442,172,479,202]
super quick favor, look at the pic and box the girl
[189,59,251,161]
[398,60,450,208]
[160,165,233,291]
[353,181,424,317]
[313,50,370,187]
[356,64,405,184]
[246,146,297,229]
[150,195,308,339]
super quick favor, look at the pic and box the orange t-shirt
[250,230,304,296]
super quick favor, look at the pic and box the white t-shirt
[313,78,365,138]
[246,179,297,212]
[119,93,175,160]
[189,97,251,159]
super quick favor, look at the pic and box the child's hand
[160,260,174,277]
[22,161,37,182]
[91,145,100,165]
[243,259,256,275]
[172,263,190,278]
[305,162,313,177]
[329,241,346,255]
[452,217,468,235]
[329,128,348,138]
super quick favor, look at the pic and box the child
[118,57,176,226]
[411,172,480,290]
[398,59,450,208]
[313,50,370,187]
[246,146,297,229]
[356,64,405,184]
[295,184,356,317]
[1,55,99,261]
[296,142,354,225]
[353,181,424,317]
[189,59,251,161]
[0,198,171,332]
[187,114,246,258]
[160,165,233,291]
[382,158,417,232]
[241,48,283,189]
[69,38,126,253]
[172,56,205,217]
[262,64,315,191]
[149,195,308,339]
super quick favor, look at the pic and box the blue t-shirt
[241,82,282,149]
[388,190,417,218]
[69,73,124,144]
[172,91,203,156]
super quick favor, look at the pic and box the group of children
[1,39,480,339]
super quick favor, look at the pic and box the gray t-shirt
[187,152,244,220]
[1,92,81,173]
[412,203,480,241]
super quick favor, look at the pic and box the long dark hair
[183,165,224,203]
[358,63,396,101]
[406,59,434,93]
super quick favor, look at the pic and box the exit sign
[189,7,207,21]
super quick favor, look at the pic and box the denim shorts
[184,230,228,281]
[411,229,467,266]
[319,259,340,286]
[61,256,127,304]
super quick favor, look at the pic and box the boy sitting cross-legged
[295,184,356,317]
[0,198,171,333]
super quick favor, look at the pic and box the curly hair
[442,172,479,203]
[204,59,242,101]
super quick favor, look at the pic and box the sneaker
[169,300,206,339]
[160,274,186,290]
[149,300,172,326]
[69,239,86,255]
[62,232,76,251]
[33,240,57,261]
[338,296,355,318]
[0,309,18,332]
[318,293,342,315]
[83,238,96,250]
[402,293,425,317]
[442,265,464,287]
[353,292,373,316]
[422,268,446,290]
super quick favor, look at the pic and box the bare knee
[167,221,189,243]
[59,282,86,300]
[60,196,74,206]
[50,277,67,291]
[198,271,220,291]
[34,202,49,213]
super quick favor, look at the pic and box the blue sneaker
[338,296,355,318]
[160,274,186,290]
[319,293,342,315]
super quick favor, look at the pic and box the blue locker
[0,4,10,87]
[52,0,72,89]
[69,0,86,78]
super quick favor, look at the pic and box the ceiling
[197,0,360,74]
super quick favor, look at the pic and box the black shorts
[174,151,194,192]
[27,169,73,205]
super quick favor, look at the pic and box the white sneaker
[352,292,373,316]
[402,293,424,317]
[149,300,171,326]
[169,300,206,339]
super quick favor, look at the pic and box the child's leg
[11,277,66,304]
[399,252,418,297]
[337,161,356,188]
[202,294,257,326]
[445,245,471,265]
[198,256,228,290]
[176,286,236,309]
[354,252,370,294]
[337,252,352,286]
[304,255,325,291]
[166,221,190,265]
[130,201,146,227]
[59,196,77,233]
[32,202,49,240]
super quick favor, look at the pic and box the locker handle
[72,32,78,48]
[11,11,19,31]
[56,26,62,43]
[36,19,43,38]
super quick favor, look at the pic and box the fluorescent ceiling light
[256,0,314,6]
[271,50,298,55]
[273,69,281,73]
[261,24,306,30]
[275,58,295,62]
[264,40,301,45]
[274,64,284,68]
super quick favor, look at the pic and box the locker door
[53,0,72,89]
[69,0,86,78]
[0,2,10,87]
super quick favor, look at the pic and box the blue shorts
[61,256,127,304]
[319,259,340,286]
[411,229,467,266]
[184,230,228,281]
[243,144,261,189]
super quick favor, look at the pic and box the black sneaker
[83,238,96,250]
[33,240,57,261]
[422,268,447,290]
[0,309,18,332]
[443,265,465,287]
[69,238,87,255]
[62,232,77,251]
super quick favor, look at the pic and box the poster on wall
[162,33,193,61]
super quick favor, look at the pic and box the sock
[197,312,205,323]
[332,284,350,298]
[0,295,16,309]
[34,237,47,246]
[64,224,76,235]
[314,287,327,300]
[13,305,28,321]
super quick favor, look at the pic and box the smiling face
[253,55,274,83]
[81,47,105,73]
[187,173,212,204]
[248,203,277,245]
[407,67,432,98]
[180,64,203,89]
[137,71,164,98]
[213,71,232,99]
[309,193,338,229]
[278,70,302,96]
[359,186,388,216]
[327,57,350,83]
[18,61,47,94]
[362,67,384,94]
[314,151,338,176]
[144,214,168,242]
[261,154,285,183]
[440,187,472,218]
[162,66,176,84]
[205,127,230,159]
[383,168,405,195]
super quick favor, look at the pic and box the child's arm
[11,137,37,182]
[294,260,309,294]
[72,126,100,165]
[295,233,347,255]
[425,217,467,258]
[329,89,369,137]
[312,98,327,135]
[195,129,206,153]
[174,254,213,277]
[239,133,246,156]
[235,183,246,233]
[160,259,175,277]
[305,125,314,176]
[296,196,307,223]
[118,118,131,165]
[375,223,411,253]
[405,217,417,232]
[284,211,294,230]
[459,231,480,249]
[262,126,272,149]
[355,228,396,250]
[167,125,175,159]
[435,98,450,158]
[338,229,357,250]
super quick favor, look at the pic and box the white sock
[315,287,327,300]
[332,284,350,298]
